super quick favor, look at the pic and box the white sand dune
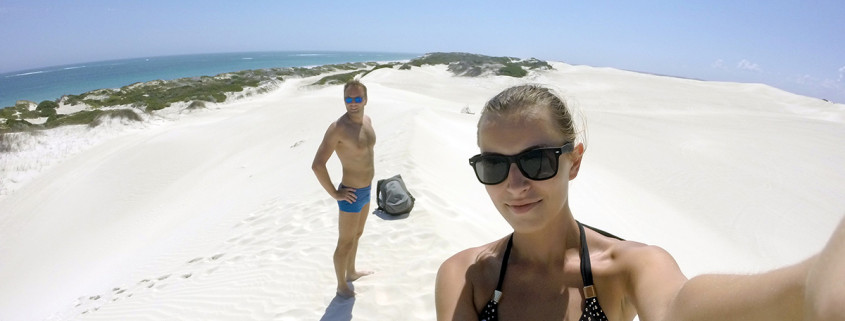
[1,62,844,320]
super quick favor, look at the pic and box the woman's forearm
[664,260,809,321]
[805,216,845,321]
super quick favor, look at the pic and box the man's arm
[311,123,354,203]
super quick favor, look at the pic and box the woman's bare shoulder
[591,234,680,275]
[440,236,509,272]
[587,230,684,285]
[589,233,687,321]
[438,235,511,290]
[613,240,677,266]
[436,236,511,319]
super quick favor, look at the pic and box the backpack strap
[375,178,384,211]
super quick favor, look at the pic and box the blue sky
[1,0,843,102]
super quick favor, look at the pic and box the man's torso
[335,115,376,187]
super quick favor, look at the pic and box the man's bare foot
[336,286,355,298]
[347,270,374,282]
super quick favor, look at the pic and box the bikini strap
[577,221,598,298]
[491,234,513,303]
[580,222,624,241]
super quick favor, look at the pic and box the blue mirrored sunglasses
[345,96,363,104]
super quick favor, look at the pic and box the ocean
[0,51,419,108]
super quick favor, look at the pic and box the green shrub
[0,107,18,119]
[89,109,142,127]
[45,110,104,128]
[145,99,167,111]
[212,93,226,102]
[187,101,207,109]
[3,119,39,132]
[37,100,59,110]
[65,95,84,106]
[39,107,58,118]
[521,58,553,70]
[35,100,59,117]
[498,63,528,77]
[20,110,41,119]
[81,99,104,108]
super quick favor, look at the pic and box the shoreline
[1,53,552,134]
[0,51,421,109]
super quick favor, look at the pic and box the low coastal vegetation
[311,62,402,86]
[401,52,553,77]
[1,53,552,134]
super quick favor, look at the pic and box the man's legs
[334,209,360,297]
[346,202,372,280]
[334,202,372,297]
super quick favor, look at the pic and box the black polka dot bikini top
[478,221,622,321]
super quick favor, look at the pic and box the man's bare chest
[339,125,375,150]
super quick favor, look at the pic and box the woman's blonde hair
[478,84,584,146]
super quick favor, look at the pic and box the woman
[434,84,844,321]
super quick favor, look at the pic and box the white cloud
[736,59,762,72]
[792,74,842,93]
[795,74,814,85]
[820,78,840,90]
[711,59,727,69]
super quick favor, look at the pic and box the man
[312,79,376,298]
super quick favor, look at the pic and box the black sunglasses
[344,96,363,104]
[468,143,574,185]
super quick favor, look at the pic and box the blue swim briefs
[337,184,371,213]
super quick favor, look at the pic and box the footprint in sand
[237,236,255,246]
[248,215,275,227]
[226,235,243,244]
[205,266,219,275]
[290,140,305,148]
[252,226,271,235]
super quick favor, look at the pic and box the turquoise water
[0,51,419,108]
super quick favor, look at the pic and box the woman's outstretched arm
[662,258,811,321]
[805,215,845,321]
[651,216,844,321]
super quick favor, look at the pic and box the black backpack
[376,174,415,215]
